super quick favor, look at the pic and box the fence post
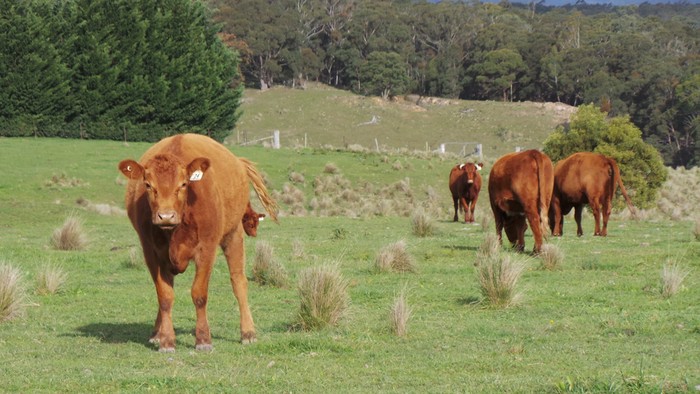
[439,143,446,154]
[476,143,483,160]
[273,130,280,149]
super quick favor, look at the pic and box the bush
[543,104,667,209]
[0,264,26,322]
[51,215,88,251]
[295,264,349,330]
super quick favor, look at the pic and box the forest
[211,0,700,167]
[1,0,698,166]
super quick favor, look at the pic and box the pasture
[0,137,698,392]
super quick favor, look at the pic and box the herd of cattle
[449,149,636,253]
[118,133,635,352]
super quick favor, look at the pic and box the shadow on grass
[457,295,481,306]
[74,322,155,349]
[442,244,478,251]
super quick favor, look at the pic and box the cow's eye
[180,182,187,189]
[145,183,152,190]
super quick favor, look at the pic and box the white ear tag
[190,170,204,182]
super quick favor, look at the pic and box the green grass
[0,137,699,392]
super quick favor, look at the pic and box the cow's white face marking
[189,170,204,181]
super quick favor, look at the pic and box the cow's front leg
[191,245,217,351]
[149,265,176,352]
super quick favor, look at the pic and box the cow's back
[554,152,609,203]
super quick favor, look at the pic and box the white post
[476,143,483,160]
[439,143,446,154]
[273,130,280,149]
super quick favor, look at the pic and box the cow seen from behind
[449,162,483,223]
[549,151,635,237]
[118,133,278,352]
[488,150,554,253]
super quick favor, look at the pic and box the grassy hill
[233,83,576,160]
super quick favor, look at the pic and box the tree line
[0,0,241,142]
[210,0,699,167]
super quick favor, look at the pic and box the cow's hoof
[195,343,213,352]
[241,332,257,345]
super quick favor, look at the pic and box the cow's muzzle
[154,210,180,229]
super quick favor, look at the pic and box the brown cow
[242,203,266,237]
[549,152,635,237]
[488,150,553,253]
[118,133,278,352]
[449,162,483,223]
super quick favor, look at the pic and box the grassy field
[235,83,575,159]
[1,137,699,393]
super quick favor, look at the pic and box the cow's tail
[241,158,279,222]
[608,158,636,218]
[535,152,550,239]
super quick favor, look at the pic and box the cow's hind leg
[222,229,256,344]
[590,199,603,236]
[191,245,217,351]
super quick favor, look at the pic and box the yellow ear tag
[190,170,204,182]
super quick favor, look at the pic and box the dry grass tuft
[411,209,435,237]
[390,287,412,337]
[295,264,349,330]
[480,215,492,232]
[252,241,289,288]
[291,239,306,260]
[538,243,564,271]
[476,233,501,264]
[51,215,88,251]
[0,263,26,322]
[375,240,416,273]
[661,261,689,299]
[44,173,88,188]
[36,264,68,295]
[76,197,126,216]
[323,162,339,174]
[694,218,700,241]
[123,246,143,269]
[475,250,525,308]
[289,171,305,184]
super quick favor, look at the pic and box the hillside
[232,84,576,160]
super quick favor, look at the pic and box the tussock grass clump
[123,246,143,269]
[76,197,126,216]
[661,261,689,299]
[295,264,349,330]
[36,264,68,295]
[252,241,289,288]
[538,243,564,271]
[0,263,26,322]
[375,240,416,273]
[694,218,700,241]
[289,171,305,184]
[44,173,88,188]
[475,244,525,308]
[411,209,435,237]
[323,162,339,174]
[51,215,88,251]
[476,233,501,263]
[390,287,412,337]
[480,215,492,232]
[291,239,306,260]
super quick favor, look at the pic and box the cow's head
[461,162,483,184]
[119,154,210,230]
[242,210,266,237]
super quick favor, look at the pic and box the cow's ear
[119,160,144,180]
[187,157,210,182]
[476,162,484,171]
